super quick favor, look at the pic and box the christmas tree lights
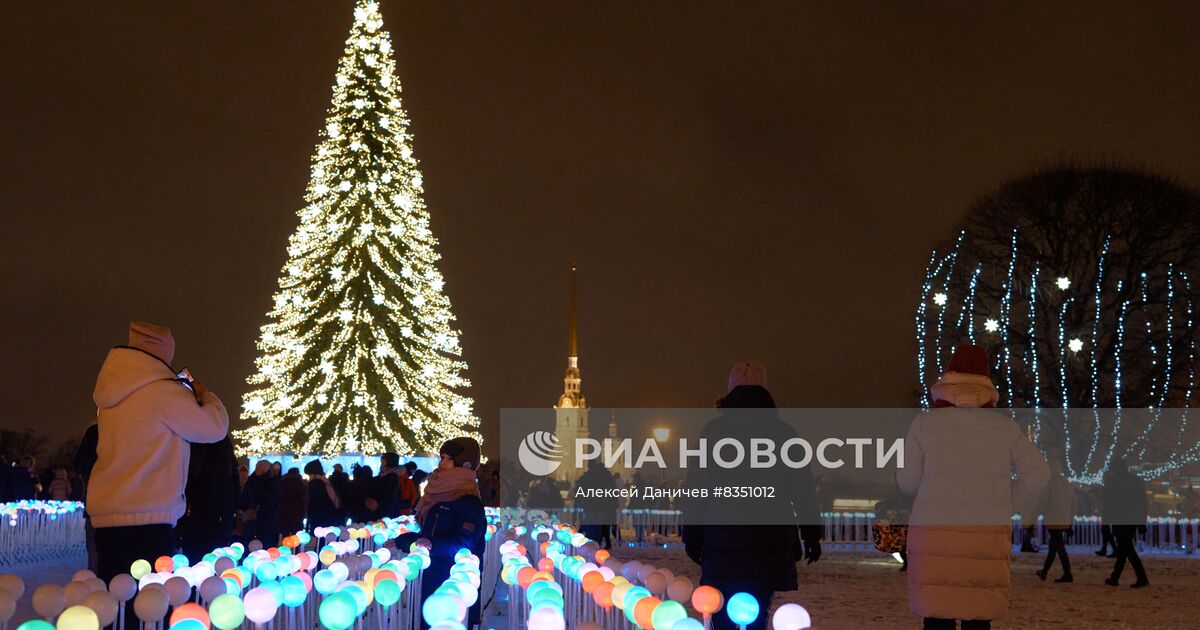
[236,0,480,456]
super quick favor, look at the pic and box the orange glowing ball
[220,569,243,588]
[595,549,610,565]
[373,570,397,586]
[593,582,615,609]
[531,570,554,584]
[581,571,604,594]
[537,558,554,572]
[539,542,550,555]
[169,602,209,628]
[154,556,174,573]
[634,596,662,629]
[691,585,724,615]
[267,548,280,560]
[516,567,537,588]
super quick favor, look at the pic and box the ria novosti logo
[518,431,564,476]
[517,430,905,476]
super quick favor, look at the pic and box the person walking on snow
[1035,458,1077,583]
[898,344,1049,630]
[1103,459,1150,587]
[88,321,229,585]
[682,361,823,630]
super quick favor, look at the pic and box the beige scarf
[414,466,479,527]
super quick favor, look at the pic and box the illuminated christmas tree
[236,0,479,456]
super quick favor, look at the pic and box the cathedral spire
[568,263,578,364]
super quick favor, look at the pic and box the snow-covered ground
[611,546,1200,629]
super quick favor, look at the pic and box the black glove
[803,540,821,564]
[685,544,702,565]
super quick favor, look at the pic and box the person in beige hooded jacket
[898,344,1049,630]
[88,322,228,583]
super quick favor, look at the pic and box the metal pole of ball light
[653,428,670,542]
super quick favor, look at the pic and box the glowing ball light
[592,582,615,609]
[428,623,467,630]
[667,576,694,604]
[63,582,90,607]
[132,588,169,624]
[242,587,279,624]
[651,600,688,630]
[374,579,402,607]
[772,603,813,630]
[644,571,668,596]
[280,576,307,608]
[130,560,152,580]
[169,602,210,628]
[154,556,175,573]
[108,575,137,603]
[670,619,705,630]
[318,592,358,630]
[691,585,724,616]
[208,594,245,630]
[15,621,54,630]
[314,570,341,595]
[32,585,67,619]
[199,576,227,603]
[172,554,190,569]
[632,596,661,628]
[81,592,118,628]
[526,607,565,630]
[55,605,99,630]
[164,576,192,606]
[0,574,26,598]
[622,586,651,624]
[423,592,466,626]
[726,592,760,628]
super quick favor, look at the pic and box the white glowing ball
[984,318,1000,333]
[772,603,812,629]
[932,292,948,306]
[1068,338,1084,353]
[1056,276,1071,290]
[526,607,566,630]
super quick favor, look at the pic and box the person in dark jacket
[72,424,101,570]
[398,438,486,630]
[682,362,823,630]
[304,460,341,529]
[350,465,375,524]
[9,456,41,500]
[365,452,404,519]
[1103,460,1149,587]
[240,460,280,546]
[328,464,352,524]
[574,460,618,549]
[276,468,307,537]
[177,436,239,563]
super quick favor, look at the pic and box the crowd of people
[3,322,1174,630]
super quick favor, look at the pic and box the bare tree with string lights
[916,165,1200,481]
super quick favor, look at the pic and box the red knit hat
[946,343,989,376]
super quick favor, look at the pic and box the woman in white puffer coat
[898,344,1049,630]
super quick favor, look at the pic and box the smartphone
[176,368,195,394]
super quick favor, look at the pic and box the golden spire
[569,263,578,360]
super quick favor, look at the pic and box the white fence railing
[0,500,86,566]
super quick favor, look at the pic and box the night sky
[5,1,1200,452]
